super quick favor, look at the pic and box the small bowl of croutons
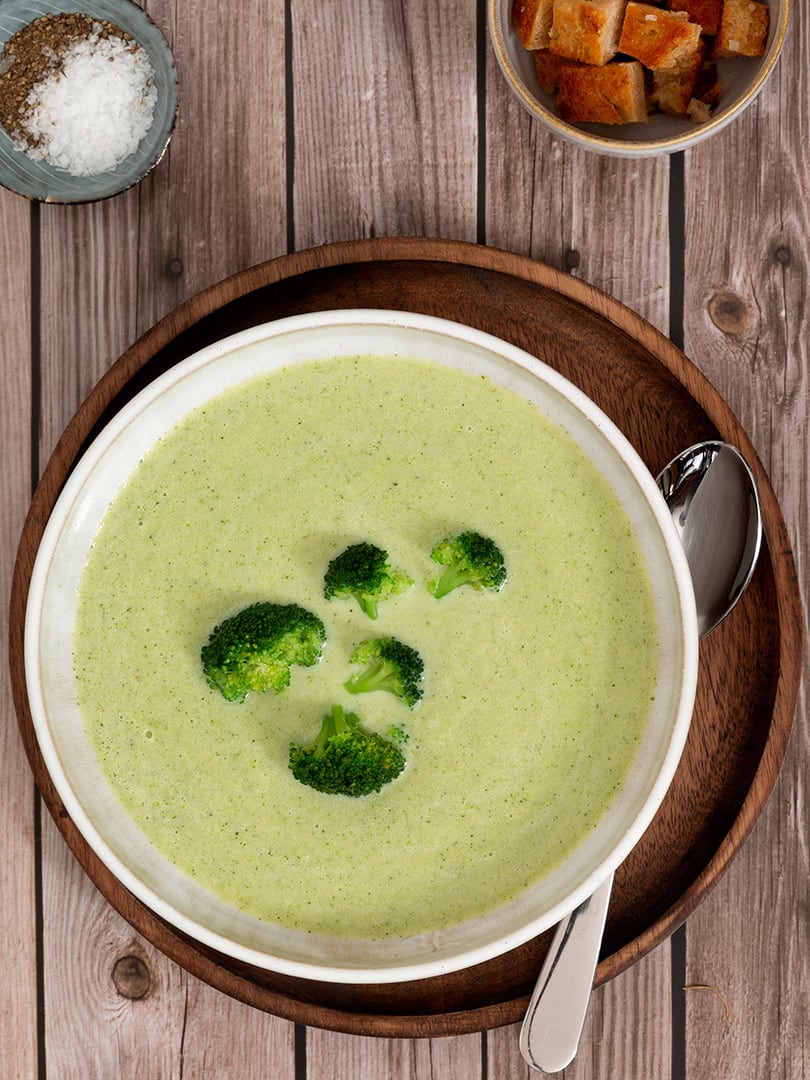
[489,0,787,154]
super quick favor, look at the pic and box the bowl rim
[488,0,789,156]
[23,308,699,983]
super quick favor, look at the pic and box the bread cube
[533,48,583,92]
[548,0,627,66]
[693,60,720,105]
[650,40,707,115]
[619,2,703,69]
[711,0,769,57]
[687,97,713,121]
[513,0,556,50]
[557,60,648,123]
[667,0,723,36]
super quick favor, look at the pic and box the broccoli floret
[323,542,412,619]
[428,531,507,599]
[344,637,424,707]
[289,704,407,797]
[201,601,326,702]
[388,724,409,746]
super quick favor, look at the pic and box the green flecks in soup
[74,354,659,939]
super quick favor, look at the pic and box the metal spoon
[519,441,763,1075]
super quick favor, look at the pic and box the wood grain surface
[2,1,807,1078]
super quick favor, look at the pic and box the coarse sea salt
[16,31,157,176]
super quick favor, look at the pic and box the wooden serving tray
[10,238,802,1038]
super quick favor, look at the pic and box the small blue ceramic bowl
[0,0,177,202]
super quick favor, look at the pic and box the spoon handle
[519,872,614,1074]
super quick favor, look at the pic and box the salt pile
[13,25,158,177]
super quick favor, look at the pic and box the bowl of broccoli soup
[24,309,698,984]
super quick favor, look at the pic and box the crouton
[619,2,703,69]
[533,48,583,93]
[650,40,707,115]
[557,60,649,123]
[694,60,721,105]
[711,0,769,57]
[687,97,713,121]
[548,0,627,66]
[512,0,556,50]
[510,0,769,128]
[667,0,723,36]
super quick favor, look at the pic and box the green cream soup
[74,354,658,939]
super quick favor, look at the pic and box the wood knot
[563,248,581,270]
[773,245,791,266]
[112,954,151,1000]
[165,256,184,277]
[707,290,749,336]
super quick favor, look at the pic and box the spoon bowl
[520,439,764,1074]
[658,442,762,638]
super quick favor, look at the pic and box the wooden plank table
[2,2,806,1078]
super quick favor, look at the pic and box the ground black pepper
[0,13,133,148]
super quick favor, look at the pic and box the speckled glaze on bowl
[488,0,787,156]
[0,0,177,202]
[24,310,698,985]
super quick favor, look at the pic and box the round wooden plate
[10,238,802,1038]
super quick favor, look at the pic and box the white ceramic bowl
[488,0,788,155]
[24,310,698,983]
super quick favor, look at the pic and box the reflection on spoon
[519,441,763,1075]
[658,442,762,638]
